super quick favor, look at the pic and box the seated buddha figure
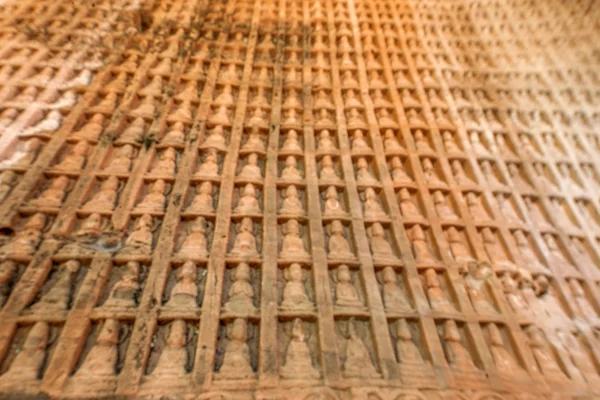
[238,153,262,180]
[0,213,46,258]
[327,220,355,260]
[229,217,259,258]
[177,217,209,259]
[362,187,387,220]
[187,181,214,214]
[0,322,49,385]
[73,319,120,378]
[102,261,140,309]
[381,266,411,312]
[223,263,256,314]
[280,219,309,259]
[103,144,134,174]
[122,214,154,254]
[29,175,70,208]
[134,179,166,213]
[280,155,302,182]
[164,261,198,309]
[215,318,255,379]
[342,319,380,378]
[279,185,304,216]
[150,320,188,378]
[234,183,261,215]
[334,265,363,309]
[150,147,177,176]
[83,176,120,211]
[281,263,312,311]
[280,318,320,380]
[424,269,453,312]
[319,155,341,183]
[195,149,219,178]
[323,185,346,218]
[54,141,88,171]
[367,222,398,263]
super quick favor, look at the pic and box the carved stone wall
[0,0,599,398]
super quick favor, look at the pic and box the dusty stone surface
[0,0,599,398]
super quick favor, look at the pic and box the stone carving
[280,319,320,380]
[176,217,209,259]
[74,319,121,378]
[525,326,569,384]
[102,261,140,309]
[150,320,188,377]
[223,263,255,314]
[424,269,454,312]
[342,319,380,378]
[215,318,255,379]
[0,322,49,385]
[229,217,259,258]
[0,213,46,258]
[29,260,80,312]
[134,179,167,213]
[187,182,215,214]
[281,263,312,311]
[333,265,364,310]
[164,261,198,309]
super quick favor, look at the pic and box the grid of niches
[407,0,600,394]
[0,0,599,398]
[0,0,223,396]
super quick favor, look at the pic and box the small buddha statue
[247,107,268,128]
[82,176,120,211]
[29,175,69,208]
[327,220,355,260]
[119,117,145,143]
[0,170,17,201]
[315,108,335,128]
[161,122,186,145]
[526,326,568,382]
[411,225,435,264]
[466,192,491,222]
[395,319,428,367]
[333,264,364,308]
[488,323,525,375]
[433,190,458,221]
[104,144,134,173]
[451,160,476,187]
[0,213,46,258]
[355,157,378,185]
[424,269,453,312]
[122,214,154,253]
[177,217,209,259]
[209,105,231,126]
[238,153,262,180]
[279,185,304,216]
[513,230,547,274]
[195,149,219,178]
[229,217,259,258]
[557,330,600,385]
[283,89,301,109]
[151,320,188,377]
[280,155,302,181]
[442,131,462,156]
[314,90,334,109]
[134,179,166,213]
[381,266,411,312]
[202,125,227,150]
[342,319,380,378]
[280,318,320,379]
[481,227,515,270]
[508,163,534,193]
[414,129,433,153]
[464,262,498,315]
[544,233,579,276]
[54,141,88,170]
[151,147,177,176]
[383,130,403,154]
[234,183,261,214]
[187,181,214,214]
[29,260,80,312]
[323,185,346,217]
[74,319,120,377]
[398,188,422,219]
[164,261,198,308]
[499,273,530,319]
[281,263,312,311]
[281,130,302,153]
[283,109,301,126]
[569,279,600,324]
[351,130,371,154]
[422,158,446,187]
[447,227,474,267]
[223,263,255,314]
[0,321,49,383]
[216,318,254,379]
[443,320,479,371]
[363,187,387,220]
[368,222,397,262]
[319,155,341,182]
[390,156,413,185]
[241,128,265,152]
[215,85,234,106]
[281,219,309,259]
[496,193,522,225]
[103,261,140,308]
